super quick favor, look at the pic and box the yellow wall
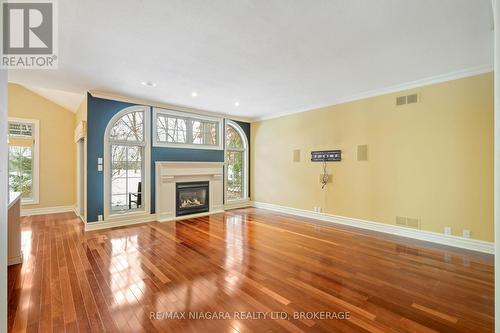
[251,73,494,241]
[8,83,76,209]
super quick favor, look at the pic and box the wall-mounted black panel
[311,150,342,162]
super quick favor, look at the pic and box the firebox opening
[176,181,209,217]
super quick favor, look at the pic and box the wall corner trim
[252,201,494,254]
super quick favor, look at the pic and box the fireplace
[176,181,210,216]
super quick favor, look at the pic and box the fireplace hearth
[176,181,209,216]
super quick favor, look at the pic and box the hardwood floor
[8,208,494,333]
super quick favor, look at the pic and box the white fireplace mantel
[155,161,224,221]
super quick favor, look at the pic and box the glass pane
[111,145,144,212]
[179,189,207,208]
[110,111,143,142]
[226,125,243,149]
[192,120,218,146]
[8,146,33,200]
[157,114,187,143]
[127,177,141,195]
[111,195,127,211]
[111,177,126,195]
[226,150,243,200]
[9,122,33,137]
[192,120,203,144]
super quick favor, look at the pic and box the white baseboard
[85,213,156,231]
[253,202,494,254]
[224,199,253,210]
[21,205,76,217]
[8,253,23,266]
[157,210,224,222]
[73,207,86,223]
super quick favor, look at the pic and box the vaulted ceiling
[9,0,494,120]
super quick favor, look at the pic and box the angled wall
[8,84,76,210]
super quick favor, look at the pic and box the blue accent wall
[86,95,135,222]
[86,94,250,222]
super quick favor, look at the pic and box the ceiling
[9,0,494,120]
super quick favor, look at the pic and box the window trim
[152,107,223,150]
[103,106,151,220]
[224,120,249,203]
[8,117,39,205]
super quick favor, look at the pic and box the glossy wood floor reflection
[8,208,494,333]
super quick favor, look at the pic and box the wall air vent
[396,216,420,229]
[406,93,418,104]
[396,216,407,226]
[396,96,407,106]
[396,93,419,106]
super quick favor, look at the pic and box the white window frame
[103,106,151,220]
[152,107,223,150]
[8,117,40,205]
[224,120,249,203]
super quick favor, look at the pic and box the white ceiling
[9,0,494,120]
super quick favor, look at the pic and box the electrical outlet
[313,207,322,213]
[98,214,103,221]
[463,229,471,239]
[444,226,452,235]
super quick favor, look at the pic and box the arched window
[225,120,248,202]
[104,106,150,217]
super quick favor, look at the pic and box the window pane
[110,111,143,142]
[9,122,33,137]
[8,146,33,200]
[226,150,243,200]
[111,145,144,212]
[111,195,127,211]
[157,114,187,143]
[226,125,243,149]
[193,120,218,146]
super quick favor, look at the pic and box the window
[225,120,248,202]
[104,107,150,217]
[8,118,39,204]
[153,108,222,149]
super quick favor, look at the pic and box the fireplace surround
[155,162,224,221]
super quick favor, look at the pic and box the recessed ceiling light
[141,81,157,87]
[191,91,198,98]
[234,101,240,107]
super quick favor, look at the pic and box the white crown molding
[255,65,494,122]
[253,201,494,254]
[89,90,253,123]
[21,205,75,217]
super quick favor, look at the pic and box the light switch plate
[98,157,103,164]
